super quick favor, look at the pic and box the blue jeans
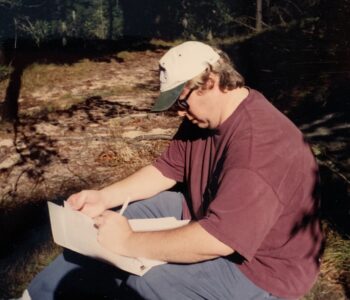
[28,191,283,300]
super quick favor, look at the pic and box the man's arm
[128,222,234,262]
[67,165,176,217]
[100,164,176,208]
[96,211,234,263]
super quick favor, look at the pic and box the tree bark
[256,0,263,32]
[107,0,115,39]
[1,66,23,122]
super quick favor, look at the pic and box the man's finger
[93,215,104,228]
[101,210,115,217]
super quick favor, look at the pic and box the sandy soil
[0,50,181,207]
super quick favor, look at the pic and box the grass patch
[115,50,140,61]
[148,35,263,49]
[87,85,137,98]
[21,60,98,92]
[149,38,185,48]
[322,226,350,282]
[304,224,350,299]
[2,242,61,298]
[0,222,62,299]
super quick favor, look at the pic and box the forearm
[100,164,176,209]
[125,222,234,263]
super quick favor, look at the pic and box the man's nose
[177,110,187,117]
[178,111,194,121]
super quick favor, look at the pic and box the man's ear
[197,73,217,95]
[204,73,217,90]
[197,79,214,95]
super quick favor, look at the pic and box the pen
[119,197,145,270]
[119,197,130,215]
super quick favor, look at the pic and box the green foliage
[17,18,52,46]
[0,0,125,44]
[0,0,326,45]
[180,0,237,39]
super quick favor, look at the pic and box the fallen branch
[133,134,172,141]
[316,158,350,185]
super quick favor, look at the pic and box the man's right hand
[66,190,108,218]
[65,165,176,219]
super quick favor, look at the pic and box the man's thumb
[66,192,85,210]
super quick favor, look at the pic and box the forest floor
[0,45,349,299]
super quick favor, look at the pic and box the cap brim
[151,83,186,112]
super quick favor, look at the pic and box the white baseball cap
[151,41,220,111]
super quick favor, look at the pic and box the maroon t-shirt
[153,89,323,299]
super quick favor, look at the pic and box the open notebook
[47,202,189,276]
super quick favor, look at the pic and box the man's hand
[94,210,133,256]
[66,190,108,218]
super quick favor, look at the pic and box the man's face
[176,86,219,129]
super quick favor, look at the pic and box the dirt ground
[0,49,188,298]
[0,50,182,207]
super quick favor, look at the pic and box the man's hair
[186,48,245,92]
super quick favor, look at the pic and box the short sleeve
[199,168,283,261]
[152,126,186,182]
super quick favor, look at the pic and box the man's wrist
[99,188,114,210]
[124,231,142,258]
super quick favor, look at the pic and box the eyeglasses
[176,88,194,111]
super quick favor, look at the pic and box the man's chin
[196,122,210,129]
[189,118,210,129]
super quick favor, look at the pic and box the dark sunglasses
[176,88,194,111]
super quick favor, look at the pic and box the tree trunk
[1,66,23,122]
[0,47,4,65]
[107,0,115,40]
[256,0,263,32]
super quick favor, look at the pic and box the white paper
[47,202,189,276]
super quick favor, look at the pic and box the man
[25,41,323,300]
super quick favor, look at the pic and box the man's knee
[126,268,170,299]
[124,191,183,220]
[126,264,191,300]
